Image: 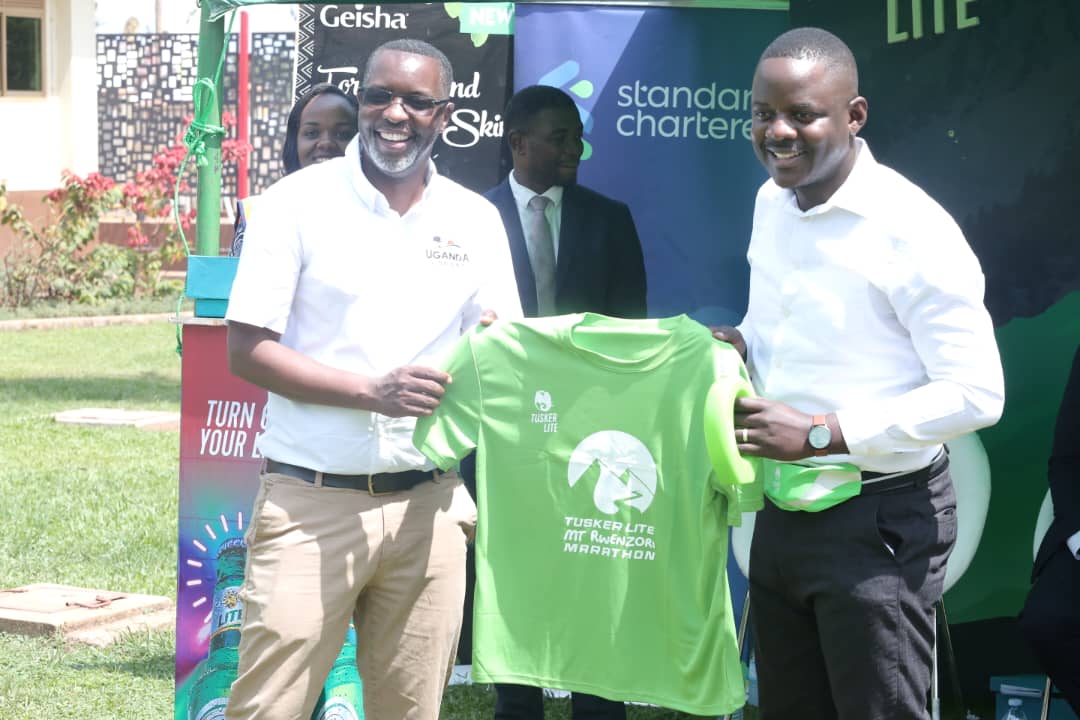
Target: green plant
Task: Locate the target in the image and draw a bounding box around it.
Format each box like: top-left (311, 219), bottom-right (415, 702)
top-left (0, 113), bottom-right (250, 309)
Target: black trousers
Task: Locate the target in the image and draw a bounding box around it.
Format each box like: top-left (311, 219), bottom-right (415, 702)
top-left (1019, 543), bottom-right (1080, 715)
top-left (494, 684), bottom-right (626, 720)
top-left (749, 463), bottom-right (956, 720)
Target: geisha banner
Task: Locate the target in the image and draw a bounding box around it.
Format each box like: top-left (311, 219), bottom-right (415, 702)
top-left (295, 3), bottom-right (513, 193)
top-left (204, 1), bottom-right (789, 23)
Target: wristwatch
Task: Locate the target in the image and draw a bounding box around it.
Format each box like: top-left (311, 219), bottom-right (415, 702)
top-left (808, 414), bottom-right (831, 456)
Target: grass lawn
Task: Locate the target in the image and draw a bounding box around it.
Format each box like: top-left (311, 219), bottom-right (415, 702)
top-left (0, 323), bottom-right (182, 719)
top-left (0, 322), bottom-right (712, 720)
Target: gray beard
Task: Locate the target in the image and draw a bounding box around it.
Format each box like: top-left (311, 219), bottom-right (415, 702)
top-left (362, 130), bottom-right (438, 178)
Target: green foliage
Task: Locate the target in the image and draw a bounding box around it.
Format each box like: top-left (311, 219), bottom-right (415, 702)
top-left (0, 113), bottom-right (249, 310)
top-left (0, 172), bottom-right (184, 308)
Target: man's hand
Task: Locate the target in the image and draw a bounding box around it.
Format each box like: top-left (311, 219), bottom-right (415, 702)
top-left (370, 366), bottom-right (452, 418)
top-left (733, 396), bottom-right (844, 461)
top-left (480, 309), bottom-right (498, 326)
top-left (710, 325), bottom-right (747, 362)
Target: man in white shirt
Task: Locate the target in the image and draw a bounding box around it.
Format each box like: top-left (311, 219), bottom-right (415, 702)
top-left (223, 39), bottom-right (522, 720)
top-left (713, 27), bottom-right (1004, 719)
top-left (1020, 345), bottom-right (1080, 715)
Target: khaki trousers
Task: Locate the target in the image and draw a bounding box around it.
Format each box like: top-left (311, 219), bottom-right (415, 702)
top-left (225, 469), bottom-right (475, 720)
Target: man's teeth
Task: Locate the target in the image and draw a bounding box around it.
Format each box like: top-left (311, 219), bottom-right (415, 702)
top-left (771, 149), bottom-right (800, 159)
top-left (380, 131), bottom-right (410, 142)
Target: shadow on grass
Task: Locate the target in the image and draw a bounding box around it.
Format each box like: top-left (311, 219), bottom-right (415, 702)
top-left (1, 374), bottom-right (180, 407)
top-left (67, 645), bottom-right (175, 680)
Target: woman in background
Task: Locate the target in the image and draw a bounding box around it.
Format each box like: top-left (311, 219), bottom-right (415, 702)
top-left (231, 83), bottom-right (359, 256)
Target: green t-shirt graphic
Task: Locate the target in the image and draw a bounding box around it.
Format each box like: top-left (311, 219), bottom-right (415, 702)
top-left (413, 313), bottom-right (760, 715)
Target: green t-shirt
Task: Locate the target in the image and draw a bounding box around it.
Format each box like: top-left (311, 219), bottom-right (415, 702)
top-left (413, 313), bottom-right (760, 716)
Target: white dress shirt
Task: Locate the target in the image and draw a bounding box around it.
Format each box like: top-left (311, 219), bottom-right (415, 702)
top-left (509, 170), bottom-right (564, 261)
top-left (739, 139), bottom-right (1004, 473)
top-left (226, 137), bottom-right (523, 474)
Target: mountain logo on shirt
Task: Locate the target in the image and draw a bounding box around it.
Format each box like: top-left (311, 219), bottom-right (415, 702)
top-left (568, 431), bottom-right (658, 514)
top-left (426, 236), bottom-right (471, 266)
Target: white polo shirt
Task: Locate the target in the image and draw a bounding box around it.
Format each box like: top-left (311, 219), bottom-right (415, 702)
top-left (226, 137), bottom-right (522, 473)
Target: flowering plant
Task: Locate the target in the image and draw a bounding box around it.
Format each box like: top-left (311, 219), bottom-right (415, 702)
top-left (0, 112), bottom-right (251, 308)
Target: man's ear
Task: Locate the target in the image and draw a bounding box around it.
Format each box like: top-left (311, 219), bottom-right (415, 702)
top-left (508, 129), bottom-right (526, 156)
top-left (437, 102), bottom-right (455, 134)
top-left (847, 96), bottom-right (868, 136)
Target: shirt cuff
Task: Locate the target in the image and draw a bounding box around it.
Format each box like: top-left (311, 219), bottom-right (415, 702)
top-left (1067, 530), bottom-right (1080, 560)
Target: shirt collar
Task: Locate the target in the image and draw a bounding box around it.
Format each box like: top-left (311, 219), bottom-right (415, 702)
top-left (346, 136), bottom-right (439, 215)
top-left (781, 138), bottom-right (879, 219)
top-left (508, 170), bottom-right (564, 216)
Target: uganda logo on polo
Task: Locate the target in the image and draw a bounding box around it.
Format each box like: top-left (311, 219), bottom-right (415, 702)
top-left (426, 236), bottom-right (470, 266)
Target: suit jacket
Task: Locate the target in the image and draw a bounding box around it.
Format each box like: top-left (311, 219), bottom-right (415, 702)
top-left (1033, 344), bottom-right (1080, 579)
top-left (483, 178), bottom-right (647, 318)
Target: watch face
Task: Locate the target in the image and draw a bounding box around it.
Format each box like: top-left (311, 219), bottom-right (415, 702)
top-left (808, 424), bottom-right (831, 450)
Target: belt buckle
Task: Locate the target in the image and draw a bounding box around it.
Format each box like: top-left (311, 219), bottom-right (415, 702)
top-left (366, 473), bottom-right (392, 497)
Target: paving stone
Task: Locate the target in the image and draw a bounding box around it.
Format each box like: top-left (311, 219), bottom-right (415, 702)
top-left (0, 583), bottom-right (173, 642)
top-left (53, 407), bottom-right (180, 431)
top-left (65, 606), bottom-right (175, 647)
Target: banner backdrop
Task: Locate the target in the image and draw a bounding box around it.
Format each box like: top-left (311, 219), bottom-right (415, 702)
top-left (175, 325), bottom-right (267, 719)
top-left (295, 3), bottom-right (514, 193)
top-left (174, 325), bottom-right (364, 720)
top-left (514, 4), bottom-right (786, 326)
top-left (789, 0), bottom-right (1080, 624)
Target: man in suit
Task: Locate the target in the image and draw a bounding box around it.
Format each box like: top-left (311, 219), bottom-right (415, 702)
top-left (484, 84), bottom-right (646, 320)
top-left (468, 84), bottom-right (646, 720)
top-left (1020, 345), bottom-right (1080, 714)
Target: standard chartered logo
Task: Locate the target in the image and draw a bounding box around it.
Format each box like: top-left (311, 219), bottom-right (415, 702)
top-left (615, 81), bottom-right (753, 141)
top-left (538, 60), bottom-right (596, 161)
top-left (568, 431), bottom-right (657, 514)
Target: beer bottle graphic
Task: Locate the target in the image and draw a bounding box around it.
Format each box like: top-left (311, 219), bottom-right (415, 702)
top-left (311, 623), bottom-right (364, 720)
top-left (188, 537), bottom-right (246, 720)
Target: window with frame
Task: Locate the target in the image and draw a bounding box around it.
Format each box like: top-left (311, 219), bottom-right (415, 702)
top-left (1, 0), bottom-right (44, 95)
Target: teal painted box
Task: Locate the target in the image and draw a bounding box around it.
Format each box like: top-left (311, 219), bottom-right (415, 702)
top-left (185, 255), bottom-right (238, 318)
top-left (990, 675), bottom-right (1077, 720)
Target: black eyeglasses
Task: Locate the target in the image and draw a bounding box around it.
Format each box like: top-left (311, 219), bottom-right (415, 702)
top-left (359, 87), bottom-right (450, 116)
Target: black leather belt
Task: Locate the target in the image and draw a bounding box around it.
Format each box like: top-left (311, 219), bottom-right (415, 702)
top-left (859, 449), bottom-right (949, 495)
top-left (264, 459), bottom-right (436, 496)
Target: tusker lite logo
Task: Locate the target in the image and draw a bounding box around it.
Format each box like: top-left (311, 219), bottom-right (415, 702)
top-left (531, 390), bottom-right (557, 432)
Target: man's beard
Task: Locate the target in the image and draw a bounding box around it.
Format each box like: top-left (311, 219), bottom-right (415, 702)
top-left (361, 128), bottom-right (439, 178)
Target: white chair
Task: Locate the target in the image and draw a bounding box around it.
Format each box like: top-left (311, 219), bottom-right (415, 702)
top-left (725, 432), bottom-right (992, 720)
top-left (1033, 490), bottom-right (1056, 720)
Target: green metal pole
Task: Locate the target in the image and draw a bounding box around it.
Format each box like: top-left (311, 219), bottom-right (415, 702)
top-left (194, 5), bottom-right (224, 257)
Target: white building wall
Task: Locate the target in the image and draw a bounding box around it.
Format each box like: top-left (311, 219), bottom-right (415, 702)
top-left (0, 0), bottom-right (98, 191)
